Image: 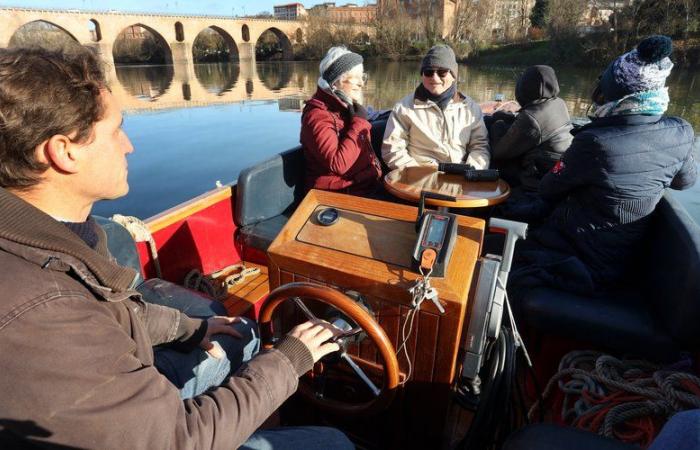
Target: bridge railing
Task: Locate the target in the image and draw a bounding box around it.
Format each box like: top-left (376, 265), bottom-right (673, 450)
top-left (0, 6), bottom-right (303, 23)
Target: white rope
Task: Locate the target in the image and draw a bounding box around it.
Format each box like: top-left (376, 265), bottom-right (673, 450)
top-left (111, 214), bottom-right (162, 278)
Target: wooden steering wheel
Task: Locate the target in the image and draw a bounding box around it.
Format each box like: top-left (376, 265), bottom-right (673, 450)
top-left (259, 282), bottom-right (400, 416)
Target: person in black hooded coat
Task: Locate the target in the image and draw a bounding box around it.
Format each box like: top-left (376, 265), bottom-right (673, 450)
top-left (490, 65), bottom-right (573, 191)
top-left (509, 35), bottom-right (697, 294)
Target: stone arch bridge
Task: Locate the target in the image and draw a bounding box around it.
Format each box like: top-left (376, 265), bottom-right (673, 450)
top-left (0, 7), bottom-right (371, 67)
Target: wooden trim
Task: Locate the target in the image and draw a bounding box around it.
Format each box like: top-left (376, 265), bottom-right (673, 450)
top-left (145, 186), bottom-right (233, 232)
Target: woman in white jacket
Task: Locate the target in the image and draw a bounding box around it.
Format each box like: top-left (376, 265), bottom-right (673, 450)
top-left (381, 45), bottom-right (490, 170)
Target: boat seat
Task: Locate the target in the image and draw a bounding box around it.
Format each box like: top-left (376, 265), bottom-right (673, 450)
top-left (234, 119), bottom-right (390, 253)
top-left (94, 216), bottom-right (226, 316)
top-left (518, 193), bottom-right (700, 360)
top-left (94, 216), bottom-right (144, 287)
top-left (234, 147), bottom-right (305, 252)
top-left (504, 409), bottom-right (700, 450)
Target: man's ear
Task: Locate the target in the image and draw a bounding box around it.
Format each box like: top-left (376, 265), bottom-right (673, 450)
top-left (41, 134), bottom-right (81, 174)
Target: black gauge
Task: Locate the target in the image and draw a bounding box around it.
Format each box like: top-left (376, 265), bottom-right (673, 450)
top-left (317, 207), bottom-right (339, 226)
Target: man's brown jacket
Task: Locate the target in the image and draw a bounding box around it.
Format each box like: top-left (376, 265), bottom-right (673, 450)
top-left (0, 188), bottom-right (313, 449)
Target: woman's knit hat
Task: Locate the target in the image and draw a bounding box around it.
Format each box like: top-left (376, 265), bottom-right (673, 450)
top-left (318, 46), bottom-right (363, 88)
top-left (599, 35), bottom-right (674, 101)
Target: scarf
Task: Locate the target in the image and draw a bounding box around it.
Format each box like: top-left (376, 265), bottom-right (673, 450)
top-left (415, 82), bottom-right (457, 111)
top-left (590, 87), bottom-right (669, 119)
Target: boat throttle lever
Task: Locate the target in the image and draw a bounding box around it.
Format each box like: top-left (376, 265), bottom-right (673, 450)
top-left (461, 218), bottom-right (528, 390)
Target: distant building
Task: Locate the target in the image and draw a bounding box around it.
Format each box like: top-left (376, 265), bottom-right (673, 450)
top-left (274, 3), bottom-right (307, 20)
top-left (329, 3), bottom-right (377, 23)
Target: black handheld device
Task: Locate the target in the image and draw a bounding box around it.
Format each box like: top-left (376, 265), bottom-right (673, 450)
top-left (437, 162), bottom-right (475, 174)
top-left (412, 191), bottom-right (458, 277)
top-left (464, 169), bottom-right (500, 182)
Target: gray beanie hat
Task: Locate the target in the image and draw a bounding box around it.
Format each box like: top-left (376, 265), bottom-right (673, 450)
top-left (322, 52), bottom-right (363, 85)
top-left (421, 45), bottom-right (458, 78)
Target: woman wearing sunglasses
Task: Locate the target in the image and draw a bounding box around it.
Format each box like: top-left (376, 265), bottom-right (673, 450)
top-left (381, 45), bottom-right (490, 171)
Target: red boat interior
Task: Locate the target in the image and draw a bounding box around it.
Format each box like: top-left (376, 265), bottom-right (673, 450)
top-left (100, 135), bottom-right (700, 449)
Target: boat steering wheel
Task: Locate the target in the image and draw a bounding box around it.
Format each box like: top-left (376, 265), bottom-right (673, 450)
top-left (259, 282), bottom-right (400, 415)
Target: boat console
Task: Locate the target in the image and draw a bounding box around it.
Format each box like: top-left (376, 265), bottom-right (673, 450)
top-left (263, 189), bottom-right (485, 448)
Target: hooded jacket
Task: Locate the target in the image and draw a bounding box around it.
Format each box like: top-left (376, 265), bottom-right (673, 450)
top-left (534, 114), bottom-right (697, 287)
top-left (0, 188), bottom-right (313, 449)
top-left (381, 89), bottom-right (490, 170)
top-left (492, 65), bottom-right (573, 190)
top-left (301, 88), bottom-right (382, 195)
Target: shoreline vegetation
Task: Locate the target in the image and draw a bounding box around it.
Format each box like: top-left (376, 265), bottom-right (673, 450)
top-left (293, 0), bottom-right (700, 68)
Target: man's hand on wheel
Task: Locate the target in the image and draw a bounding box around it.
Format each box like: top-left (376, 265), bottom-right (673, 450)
top-left (288, 321), bottom-right (342, 362)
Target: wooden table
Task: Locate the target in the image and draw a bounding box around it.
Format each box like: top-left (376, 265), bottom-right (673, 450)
top-left (267, 189), bottom-right (485, 448)
top-left (384, 165), bottom-right (510, 208)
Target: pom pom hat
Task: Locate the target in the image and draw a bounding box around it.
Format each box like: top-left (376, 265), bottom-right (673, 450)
top-left (599, 35), bottom-right (674, 102)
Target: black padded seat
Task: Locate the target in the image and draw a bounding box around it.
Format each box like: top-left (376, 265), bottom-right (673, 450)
top-left (503, 424), bottom-right (637, 450)
top-left (521, 288), bottom-right (676, 360)
top-left (234, 147), bottom-right (305, 252)
top-left (517, 193), bottom-right (700, 360)
top-left (94, 216), bottom-right (144, 287)
top-left (234, 119), bottom-right (390, 253)
top-left (237, 211), bottom-right (294, 253)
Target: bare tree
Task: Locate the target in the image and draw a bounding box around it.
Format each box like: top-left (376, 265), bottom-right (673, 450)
top-left (450, 0), bottom-right (497, 54)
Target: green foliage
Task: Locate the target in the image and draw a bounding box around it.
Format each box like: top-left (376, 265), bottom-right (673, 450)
top-left (113, 27), bottom-right (168, 64)
top-left (9, 21), bottom-right (82, 53)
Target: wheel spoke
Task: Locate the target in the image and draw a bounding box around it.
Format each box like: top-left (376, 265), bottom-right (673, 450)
top-left (293, 297), bottom-right (318, 321)
top-left (341, 352), bottom-right (381, 397)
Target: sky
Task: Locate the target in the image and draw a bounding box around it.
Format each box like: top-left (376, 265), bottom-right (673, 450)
top-left (0, 0), bottom-right (365, 16)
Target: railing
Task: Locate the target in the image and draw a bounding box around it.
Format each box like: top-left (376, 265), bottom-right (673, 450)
top-left (0, 6), bottom-right (303, 23)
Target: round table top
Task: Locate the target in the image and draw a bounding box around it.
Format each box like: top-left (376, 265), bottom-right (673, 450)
top-left (384, 166), bottom-right (511, 208)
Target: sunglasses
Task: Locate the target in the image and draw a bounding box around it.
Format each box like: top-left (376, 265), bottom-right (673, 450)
top-left (422, 68), bottom-right (450, 78)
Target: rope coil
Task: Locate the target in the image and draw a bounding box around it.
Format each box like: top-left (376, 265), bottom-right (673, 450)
top-left (529, 351), bottom-right (700, 448)
top-left (111, 214), bottom-right (162, 278)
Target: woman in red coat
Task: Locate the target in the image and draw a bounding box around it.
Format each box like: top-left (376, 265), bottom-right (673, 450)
top-left (300, 47), bottom-right (382, 196)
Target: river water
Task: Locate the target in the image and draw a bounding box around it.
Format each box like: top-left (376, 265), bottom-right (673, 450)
top-left (93, 61), bottom-right (700, 222)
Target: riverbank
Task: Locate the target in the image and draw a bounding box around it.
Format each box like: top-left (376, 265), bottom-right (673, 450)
top-left (466, 38), bottom-right (700, 67)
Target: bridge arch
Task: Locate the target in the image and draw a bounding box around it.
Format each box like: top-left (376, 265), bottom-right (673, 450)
top-left (113, 23), bottom-right (173, 65)
top-left (192, 26), bottom-right (239, 63)
top-left (9, 20), bottom-right (81, 51)
top-left (255, 27), bottom-right (293, 61)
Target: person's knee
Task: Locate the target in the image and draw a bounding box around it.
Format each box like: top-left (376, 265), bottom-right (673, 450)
top-left (212, 318), bottom-right (260, 366)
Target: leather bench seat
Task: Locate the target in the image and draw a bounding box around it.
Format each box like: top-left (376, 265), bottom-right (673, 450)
top-left (234, 147), bottom-right (305, 252)
top-left (517, 193), bottom-right (700, 360)
top-left (521, 287), bottom-right (676, 361)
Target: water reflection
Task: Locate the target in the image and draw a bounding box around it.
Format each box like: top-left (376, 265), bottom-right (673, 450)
top-left (115, 65), bottom-right (174, 102)
top-left (110, 61), bottom-right (699, 130)
top-left (194, 63), bottom-right (240, 96)
top-left (257, 62), bottom-right (294, 92)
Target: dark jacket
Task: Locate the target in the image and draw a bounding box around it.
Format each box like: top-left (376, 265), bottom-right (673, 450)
top-left (301, 88), bottom-right (382, 195)
top-left (0, 188), bottom-right (313, 449)
top-left (492, 65), bottom-right (573, 190)
top-left (533, 114), bottom-right (697, 287)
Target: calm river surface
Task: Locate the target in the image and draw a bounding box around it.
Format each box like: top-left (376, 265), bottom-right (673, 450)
top-left (93, 61), bottom-right (700, 222)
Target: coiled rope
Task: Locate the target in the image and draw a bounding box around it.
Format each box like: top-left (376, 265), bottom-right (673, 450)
top-left (529, 350), bottom-right (700, 448)
top-left (111, 214), bottom-right (162, 278)
top-left (183, 264), bottom-right (260, 300)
